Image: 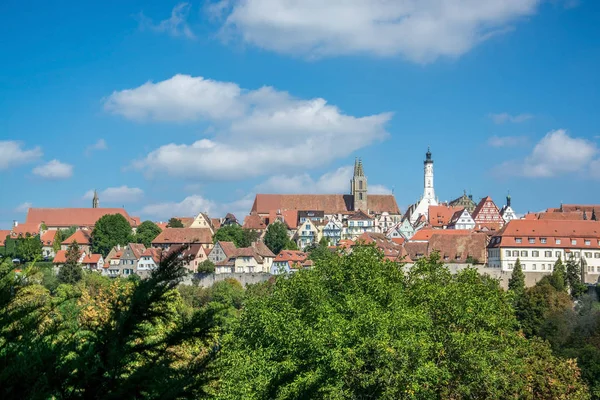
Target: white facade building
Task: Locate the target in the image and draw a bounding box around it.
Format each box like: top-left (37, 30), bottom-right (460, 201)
top-left (500, 194), bottom-right (518, 223)
top-left (409, 148), bottom-right (438, 224)
top-left (448, 209), bottom-right (475, 230)
top-left (487, 220), bottom-right (600, 276)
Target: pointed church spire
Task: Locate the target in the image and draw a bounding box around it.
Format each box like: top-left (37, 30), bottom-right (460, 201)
top-left (92, 190), bottom-right (99, 209)
top-left (506, 191), bottom-right (511, 207)
top-left (353, 157), bottom-right (359, 176)
top-left (356, 158), bottom-right (364, 176)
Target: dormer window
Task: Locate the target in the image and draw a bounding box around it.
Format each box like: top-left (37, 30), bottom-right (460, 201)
top-left (572, 239), bottom-right (577, 245)
top-left (528, 238), bottom-right (535, 244)
top-left (515, 238), bottom-right (522, 244)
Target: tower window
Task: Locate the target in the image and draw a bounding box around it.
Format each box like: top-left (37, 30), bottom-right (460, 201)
top-left (359, 181), bottom-right (363, 190)
top-left (359, 193), bottom-right (363, 200)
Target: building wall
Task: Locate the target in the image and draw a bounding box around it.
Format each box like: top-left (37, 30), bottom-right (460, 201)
top-left (488, 246), bottom-right (600, 273)
top-left (182, 272), bottom-right (272, 287)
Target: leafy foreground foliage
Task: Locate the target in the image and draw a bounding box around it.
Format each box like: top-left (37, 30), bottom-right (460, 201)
top-left (0, 249), bottom-right (221, 399)
top-left (0, 247), bottom-right (593, 399)
top-left (218, 247), bottom-right (589, 399)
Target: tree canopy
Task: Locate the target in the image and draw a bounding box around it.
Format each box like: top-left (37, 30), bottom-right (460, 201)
top-left (508, 258), bottom-right (525, 296)
top-left (213, 225), bottom-right (260, 248)
top-left (217, 248), bottom-right (589, 399)
top-left (167, 218), bottom-right (184, 228)
top-left (91, 214), bottom-right (133, 257)
top-left (58, 241), bottom-right (83, 284)
top-left (135, 220), bottom-right (162, 247)
top-left (263, 222), bottom-right (293, 254)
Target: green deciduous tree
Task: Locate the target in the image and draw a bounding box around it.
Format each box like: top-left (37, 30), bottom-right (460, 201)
top-left (213, 225), bottom-right (260, 248)
top-left (0, 247), bottom-right (220, 399)
top-left (58, 242), bottom-right (83, 284)
top-left (16, 235), bottom-right (42, 262)
top-left (166, 217), bottom-right (184, 228)
top-left (567, 257), bottom-right (587, 298)
top-left (197, 260), bottom-right (215, 274)
top-left (508, 258), bottom-right (525, 296)
top-left (91, 214), bottom-right (133, 257)
top-left (263, 222), bottom-right (292, 254)
top-left (218, 247), bottom-right (589, 399)
top-left (135, 220), bottom-right (162, 248)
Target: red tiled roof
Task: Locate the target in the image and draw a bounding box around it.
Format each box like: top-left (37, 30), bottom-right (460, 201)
top-left (216, 241), bottom-right (238, 258)
top-left (53, 250), bottom-right (68, 264)
top-left (428, 233), bottom-right (488, 263)
top-left (347, 209), bottom-right (373, 221)
top-left (252, 241), bottom-right (275, 258)
top-left (0, 230), bottom-right (10, 246)
top-left (428, 205), bottom-right (462, 228)
top-left (40, 230), bottom-right (57, 246)
top-left (25, 208), bottom-right (138, 228)
top-left (559, 205), bottom-right (600, 213)
top-left (391, 237), bottom-right (406, 245)
top-left (275, 250), bottom-right (308, 263)
top-left (11, 223), bottom-right (40, 237)
top-left (156, 222), bottom-right (169, 230)
top-left (251, 194), bottom-right (400, 215)
top-left (141, 247), bottom-right (162, 263)
top-left (152, 228), bottom-right (212, 245)
top-left (355, 232), bottom-right (411, 262)
top-left (211, 218), bottom-right (221, 230)
top-left (243, 214), bottom-right (267, 230)
top-left (537, 211), bottom-right (584, 221)
top-left (410, 229), bottom-right (473, 242)
top-left (129, 243), bottom-right (147, 258)
top-left (81, 253), bottom-right (102, 264)
top-left (173, 217), bottom-right (194, 228)
top-left (62, 230), bottom-right (92, 246)
top-left (489, 220), bottom-right (600, 249)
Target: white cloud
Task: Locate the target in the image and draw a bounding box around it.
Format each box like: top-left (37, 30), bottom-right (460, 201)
top-left (488, 112), bottom-right (533, 124)
top-left (488, 135), bottom-right (528, 147)
top-left (0, 141), bottom-right (42, 170)
top-left (495, 129), bottom-right (597, 178)
top-left (140, 195), bottom-right (217, 220)
top-left (15, 202), bottom-right (32, 213)
top-left (83, 186), bottom-right (144, 203)
top-left (255, 165), bottom-right (392, 194)
top-left (106, 74), bottom-right (391, 180)
top-left (212, 0), bottom-right (542, 62)
top-left (86, 139), bottom-right (108, 154)
top-left (139, 3), bottom-right (195, 39)
top-left (32, 160), bottom-right (73, 179)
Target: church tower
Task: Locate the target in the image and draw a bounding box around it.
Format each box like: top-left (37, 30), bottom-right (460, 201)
top-left (351, 158), bottom-right (368, 211)
top-left (409, 147), bottom-right (438, 224)
top-left (92, 190), bottom-right (99, 208)
top-left (423, 147), bottom-right (436, 203)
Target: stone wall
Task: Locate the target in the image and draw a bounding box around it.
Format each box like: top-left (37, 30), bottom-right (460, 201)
top-left (181, 272), bottom-right (272, 287)
top-left (181, 265), bottom-right (600, 290)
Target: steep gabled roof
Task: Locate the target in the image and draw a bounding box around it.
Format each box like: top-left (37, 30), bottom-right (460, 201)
top-left (243, 214), bottom-right (267, 230)
top-left (141, 248), bottom-right (162, 263)
top-left (251, 194), bottom-right (400, 215)
top-left (128, 243), bottom-right (147, 258)
top-left (216, 241), bottom-right (237, 258)
top-left (11, 223), bottom-right (41, 237)
top-left (40, 230), bottom-right (58, 246)
top-left (428, 205), bottom-right (462, 228)
top-left (252, 241), bottom-right (275, 258)
top-left (62, 230), bottom-right (92, 246)
top-left (410, 229), bottom-right (473, 242)
top-left (347, 209), bottom-right (373, 221)
top-left (81, 253), bottom-right (103, 264)
top-left (152, 228), bottom-right (213, 245)
top-left (26, 208), bottom-right (138, 227)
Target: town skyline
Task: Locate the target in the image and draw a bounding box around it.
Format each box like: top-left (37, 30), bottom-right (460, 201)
top-left (2, 1), bottom-right (600, 228)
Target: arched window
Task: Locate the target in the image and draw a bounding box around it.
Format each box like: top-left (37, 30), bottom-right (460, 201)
top-left (359, 181), bottom-right (363, 190)
top-left (359, 193), bottom-right (363, 200)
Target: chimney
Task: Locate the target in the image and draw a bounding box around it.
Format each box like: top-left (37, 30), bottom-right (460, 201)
top-left (13, 220), bottom-right (18, 228)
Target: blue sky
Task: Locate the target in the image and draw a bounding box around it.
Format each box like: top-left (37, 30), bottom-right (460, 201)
top-left (2, 0), bottom-right (600, 228)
